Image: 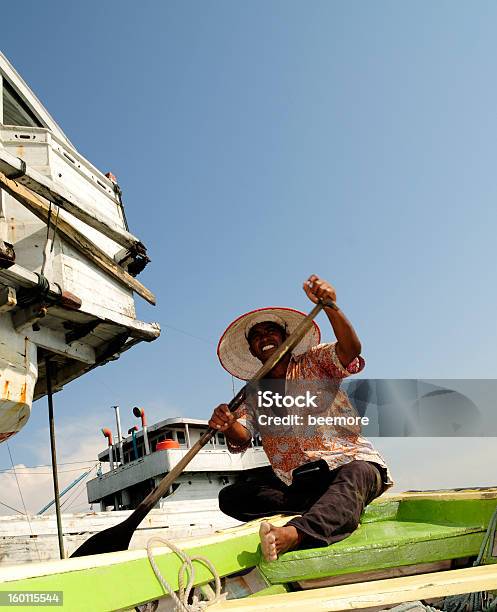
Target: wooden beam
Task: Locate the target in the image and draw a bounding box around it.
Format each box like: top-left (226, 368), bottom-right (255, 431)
top-left (209, 565), bottom-right (497, 611)
top-left (47, 305), bottom-right (160, 341)
top-left (0, 172), bottom-right (156, 305)
top-left (0, 263), bottom-right (64, 295)
top-left (298, 560), bottom-right (453, 590)
top-left (33, 337), bottom-right (143, 398)
top-left (0, 264), bottom-right (160, 341)
top-left (25, 327), bottom-right (95, 364)
top-left (0, 148), bottom-right (141, 250)
top-left (1, 263), bottom-right (141, 332)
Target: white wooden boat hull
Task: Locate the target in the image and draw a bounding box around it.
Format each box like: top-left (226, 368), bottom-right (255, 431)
top-left (0, 502), bottom-right (241, 565)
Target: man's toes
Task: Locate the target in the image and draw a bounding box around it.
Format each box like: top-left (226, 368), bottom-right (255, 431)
top-left (260, 521), bottom-right (271, 536)
top-left (259, 522), bottom-right (279, 562)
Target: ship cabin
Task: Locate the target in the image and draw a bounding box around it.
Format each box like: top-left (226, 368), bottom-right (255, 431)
top-left (86, 417), bottom-right (268, 512)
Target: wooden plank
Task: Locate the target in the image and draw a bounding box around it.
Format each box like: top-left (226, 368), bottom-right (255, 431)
top-left (384, 488), bottom-right (497, 501)
top-left (0, 147), bottom-right (141, 250)
top-left (33, 336), bottom-right (142, 397)
top-left (0, 263), bottom-right (65, 295)
top-left (210, 565), bottom-right (497, 611)
top-left (0, 171), bottom-right (156, 305)
top-left (0, 516), bottom-right (284, 581)
top-left (23, 326), bottom-right (95, 364)
top-left (47, 307), bottom-right (160, 341)
top-left (298, 560), bottom-right (453, 589)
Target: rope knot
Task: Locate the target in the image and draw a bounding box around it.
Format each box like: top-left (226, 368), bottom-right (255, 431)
top-left (145, 536), bottom-right (223, 612)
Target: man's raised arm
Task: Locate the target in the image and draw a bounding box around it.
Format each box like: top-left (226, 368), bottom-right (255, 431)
top-left (303, 274), bottom-right (362, 367)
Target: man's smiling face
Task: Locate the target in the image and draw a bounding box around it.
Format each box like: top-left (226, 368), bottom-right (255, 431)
top-left (247, 322), bottom-right (287, 363)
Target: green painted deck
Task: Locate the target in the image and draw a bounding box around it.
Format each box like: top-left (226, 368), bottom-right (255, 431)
top-left (259, 495), bottom-right (497, 584)
top-left (0, 489), bottom-right (496, 611)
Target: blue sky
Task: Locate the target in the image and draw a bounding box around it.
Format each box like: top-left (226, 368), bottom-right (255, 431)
top-left (1, 1), bottom-right (497, 512)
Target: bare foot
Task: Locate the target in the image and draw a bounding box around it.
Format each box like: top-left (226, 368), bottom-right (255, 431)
top-left (259, 522), bottom-right (302, 562)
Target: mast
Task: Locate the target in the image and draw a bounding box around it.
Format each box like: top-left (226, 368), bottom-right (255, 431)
top-left (113, 405), bottom-right (125, 464)
top-left (45, 357), bottom-right (65, 559)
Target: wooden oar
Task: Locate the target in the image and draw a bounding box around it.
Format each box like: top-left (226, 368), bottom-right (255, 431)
top-left (71, 299), bottom-right (332, 557)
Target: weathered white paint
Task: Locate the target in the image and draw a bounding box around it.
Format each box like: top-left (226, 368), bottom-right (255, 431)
top-left (0, 265), bottom-right (159, 339)
top-left (0, 143), bottom-right (138, 249)
top-left (0, 316), bottom-right (37, 440)
top-left (0, 515), bottom-right (283, 580)
top-left (0, 505), bottom-right (241, 565)
top-left (22, 327), bottom-right (95, 364)
top-left (209, 565), bottom-right (497, 612)
top-left (0, 51), bottom-right (160, 441)
top-left (0, 172), bottom-right (155, 305)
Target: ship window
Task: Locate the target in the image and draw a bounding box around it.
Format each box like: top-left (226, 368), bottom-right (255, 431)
top-left (2, 78), bottom-right (43, 128)
top-left (176, 431), bottom-right (186, 445)
top-left (217, 433), bottom-right (226, 445)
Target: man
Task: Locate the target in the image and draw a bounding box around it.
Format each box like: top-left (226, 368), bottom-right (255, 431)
top-left (210, 275), bottom-right (392, 562)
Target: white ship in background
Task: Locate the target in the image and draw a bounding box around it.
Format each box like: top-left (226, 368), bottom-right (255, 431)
top-left (0, 412), bottom-right (269, 564)
top-left (0, 50), bottom-right (160, 441)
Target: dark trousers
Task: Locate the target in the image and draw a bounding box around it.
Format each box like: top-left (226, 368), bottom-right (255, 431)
top-left (218, 460), bottom-right (384, 548)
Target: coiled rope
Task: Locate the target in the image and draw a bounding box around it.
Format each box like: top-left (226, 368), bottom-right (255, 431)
top-left (145, 537), bottom-right (223, 612)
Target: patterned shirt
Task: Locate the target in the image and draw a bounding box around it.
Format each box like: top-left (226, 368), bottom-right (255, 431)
top-left (227, 342), bottom-right (393, 487)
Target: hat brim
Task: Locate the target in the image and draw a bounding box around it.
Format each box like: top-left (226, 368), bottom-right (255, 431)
top-left (217, 307), bottom-right (321, 380)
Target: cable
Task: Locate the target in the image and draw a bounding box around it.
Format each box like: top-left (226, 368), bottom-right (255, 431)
top-left (0, 499), bottom-right (24, 515)
top-left (0, 466), bottom-right (98, 476)
top-left (162, 324), bottom-right (214, 346)
top-left (60, 467), bottom-right (96, 511)
top-left (6, 444), bottom-right (41, 561)
top-left (60, 480), bottom-right (88, 512)
top-left (0, 460), bottom-right (100, 471)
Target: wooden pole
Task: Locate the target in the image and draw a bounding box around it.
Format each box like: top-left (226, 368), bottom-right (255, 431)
top-left (45, 357), bottom-right (65, 559)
